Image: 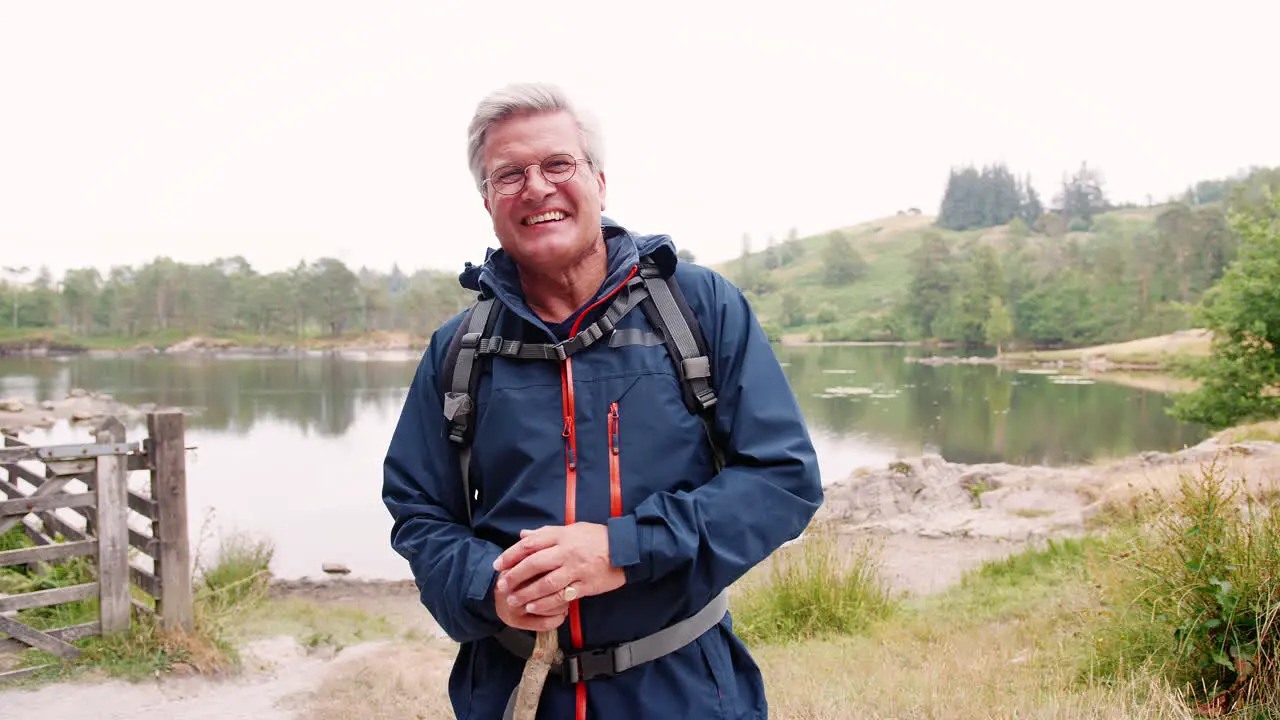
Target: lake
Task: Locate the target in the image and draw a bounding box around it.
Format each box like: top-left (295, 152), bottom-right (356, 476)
top-left (0, 345), bottom-right (1208, 581)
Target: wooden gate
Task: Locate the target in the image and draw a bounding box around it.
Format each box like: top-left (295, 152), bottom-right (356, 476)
top-left (0, 411), bottom-right (192, 682)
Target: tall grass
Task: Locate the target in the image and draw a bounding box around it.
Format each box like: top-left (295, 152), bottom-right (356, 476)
top-left (1089, 459), bottom-right (1280, 714)
top-left (1, 521), bottom-right (275, 682)
top-left (732, 529), bottom-right (896, 645)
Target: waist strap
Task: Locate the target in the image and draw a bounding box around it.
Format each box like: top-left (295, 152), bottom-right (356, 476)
top-left (496, 590), bottom-right (729, 684)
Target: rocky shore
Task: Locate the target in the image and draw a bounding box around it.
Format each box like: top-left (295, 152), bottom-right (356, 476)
top-left (812, 432), bottom-right (1280, 593)
top-left (0, 389), bottom-right (167, 435)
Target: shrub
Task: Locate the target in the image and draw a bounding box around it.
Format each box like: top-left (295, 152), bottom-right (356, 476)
top-left (732, 528), bottom-right (896, 645)
top-left (1092, 459), bottom-right (1280, 712)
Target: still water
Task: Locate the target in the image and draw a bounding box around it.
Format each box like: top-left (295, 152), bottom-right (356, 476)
top-left (0, 346), bottom-right (1207, 581)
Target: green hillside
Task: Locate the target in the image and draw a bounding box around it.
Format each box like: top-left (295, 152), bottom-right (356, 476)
top-left (714, 208), bottom-right (1161, 345)
top-left (712, 165), bottom-right (1280, 350)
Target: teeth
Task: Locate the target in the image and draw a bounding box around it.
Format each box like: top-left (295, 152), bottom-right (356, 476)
top-left (523, 211), bottom-right (566, 226)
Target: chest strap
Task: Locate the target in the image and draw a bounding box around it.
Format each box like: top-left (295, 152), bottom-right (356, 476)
top-left (498, 590), bottom-right (729, 719)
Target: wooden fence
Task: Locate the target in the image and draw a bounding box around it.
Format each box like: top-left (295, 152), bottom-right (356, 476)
top-left (0, 411), bottom-right (192, 683)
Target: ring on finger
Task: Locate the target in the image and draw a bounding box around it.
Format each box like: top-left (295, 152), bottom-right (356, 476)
top-left (560, 585), bottom-right (579, 602)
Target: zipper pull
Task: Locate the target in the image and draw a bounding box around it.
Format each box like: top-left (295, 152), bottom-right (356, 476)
top-left (609, 403), bottom-right (620, 455)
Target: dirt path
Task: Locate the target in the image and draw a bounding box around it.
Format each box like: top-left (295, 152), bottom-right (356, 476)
top-left (0, 637), bottom-right (409, 720)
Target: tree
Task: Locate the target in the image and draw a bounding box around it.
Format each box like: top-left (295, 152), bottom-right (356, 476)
top-left (821, 232), bottom-right (866, 286)
top-left (1170, 194), bottom-right (1280, 428)
top-left (781, 291), bottom-right (806, 328)
top-left (676, 248), bottom-right (696, 264)
top-left (903, 232), bottom-right (954, 338)
top-left (1019, 174), bottom-right (1044, 227)
top-left (1054, 162), bottom-right (1108, 230)
top-left (985, 296), bottom-right (1013, 355)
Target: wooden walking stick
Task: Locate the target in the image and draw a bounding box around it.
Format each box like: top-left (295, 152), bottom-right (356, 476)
top-left (512, 585), bottom-right (575, 720)
top-left (513, 630), bottom-right (562, 720)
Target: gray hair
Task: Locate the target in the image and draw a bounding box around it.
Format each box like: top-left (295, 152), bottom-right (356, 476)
top-left (466, 82), bottom-right (605, 194)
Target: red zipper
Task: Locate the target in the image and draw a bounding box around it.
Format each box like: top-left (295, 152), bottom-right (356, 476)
top-left (608, 402), bottom-right (622, 518)
top-left (560, 265), bottom-right (637, 720)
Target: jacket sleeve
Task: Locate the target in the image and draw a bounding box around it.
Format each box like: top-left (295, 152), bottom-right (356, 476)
top-left (382, 330), bottom-right (505, 643)
top-left (606, 270), bottom-right (824, 600)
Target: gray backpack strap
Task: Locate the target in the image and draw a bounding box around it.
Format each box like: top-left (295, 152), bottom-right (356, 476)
top-left (443, 297), bottom-right (498, 523)
top-left (638, 260), bottom-right (717, 414)
top-left (636, 257), bottom-right (723, 471)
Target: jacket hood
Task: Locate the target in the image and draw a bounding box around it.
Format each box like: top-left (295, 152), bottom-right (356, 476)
top-left (457, 217), bottom-right (679, 337)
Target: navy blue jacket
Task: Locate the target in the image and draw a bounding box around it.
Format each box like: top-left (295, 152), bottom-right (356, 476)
top-left (382, 218), bottom-right (823, 719)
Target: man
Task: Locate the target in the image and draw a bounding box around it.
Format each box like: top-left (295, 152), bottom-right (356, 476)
top-left (382, 82), bottom-right (822, 720)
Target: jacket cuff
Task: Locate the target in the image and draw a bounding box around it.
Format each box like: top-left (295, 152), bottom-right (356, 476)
top-left (464, 544), bottom-right (503, 622)
top-left (607, 515), bottom-right (641, 570)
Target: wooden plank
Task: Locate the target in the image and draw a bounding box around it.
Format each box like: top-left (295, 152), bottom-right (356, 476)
top-left (20, 518), bottom-right (54, 547)
top-left (0, 614), bottom-right (81, 659)
top-left (127, 491), bottom-right (157, 520)
top-left (0, 621), bottom-right (99, 655)
top-left (0, 442), bottom-right (139, 464)
top-left (0, 492), bottom-right (95, 519)
top-left (0, 664), bottom-right (54, 684)
top-left (38, 512), bottom-right (87, 542)
top-left (0, 461), bottom-right (43, 488)
top-left (0, 474), bottom-right (26, 498)
top-left (46, 459), bottom-right (95, 477)
top-left (129, 528), bottom-right (157, 557)
top-left (128, 453), bottom-right (150, 472)
top-left (0, 583), bottom-right (98, 613)
top-left (130, 566), bottom-right (161, 598)
top-left (0, 476), bottom-right (72, 535)
top-left (0, 540), bottom-right (97, 568)
top-left (148, 412), bottom-right (193, 631)
top-left (95, 419), bottom-right (131, 634)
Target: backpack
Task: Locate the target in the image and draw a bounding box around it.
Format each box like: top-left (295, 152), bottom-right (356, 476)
top-left (440, 254), bottom-right (724, 523)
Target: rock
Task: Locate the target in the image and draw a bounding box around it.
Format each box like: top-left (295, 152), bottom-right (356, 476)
top-left (959, 471), bottom-right (1000, 494)
top-left (35, 415), bottom-right (56, 428)
top-left (0, 398), bottom-right (25, 413)
top-left (68, 388), bottom-right (89, 398)
top-left (322, 563), bottom-right (351, 575)
top-left (70, 410), bottom-right (98, 422)
top-left (97, 393), bottom-right (114, 403)
top-left (39, 400), bottom-right (55, 411)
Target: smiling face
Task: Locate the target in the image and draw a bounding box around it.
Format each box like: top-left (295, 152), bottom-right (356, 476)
top-left (480, 110), bottom-right (607, 276)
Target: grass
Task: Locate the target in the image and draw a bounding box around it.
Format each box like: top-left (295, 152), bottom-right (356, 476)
top-left (1004, 329), bottom-right (1214, 368)
top-left (1086, 460), bottom-right (1280, 713)
top-left (0, 525), bottom-right (278, 683)
top-left (731, 529), bottom-right (897, 646)
top-left (1216, 420), bottom-right (1280, 445)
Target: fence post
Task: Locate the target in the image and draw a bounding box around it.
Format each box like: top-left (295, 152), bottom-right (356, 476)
top-left (95, 417), bottom-right (131, 634)
top-left (148, 411), bottom-right (193, 631)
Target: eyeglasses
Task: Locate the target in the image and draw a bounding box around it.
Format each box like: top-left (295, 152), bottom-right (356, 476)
top-left (484, 153), bottom-right (592, 196)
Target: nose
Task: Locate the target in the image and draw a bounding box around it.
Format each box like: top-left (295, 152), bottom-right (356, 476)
top-left (520, 165), bottom-right (556, 201)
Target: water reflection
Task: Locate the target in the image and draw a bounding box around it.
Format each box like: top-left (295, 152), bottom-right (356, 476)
top-left (774, 345), bottom-right (1209, 467)
top-left (0, 347), bottom-right (1210, 580)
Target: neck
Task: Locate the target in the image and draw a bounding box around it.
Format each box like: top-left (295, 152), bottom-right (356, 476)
top-left (520, 239), bottom-right (609, 325)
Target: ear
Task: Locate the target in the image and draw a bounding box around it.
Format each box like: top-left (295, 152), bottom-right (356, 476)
top-left (482, 190), bottom-right (492, 215)
top-left (596, 170), bottom-right (607, 212)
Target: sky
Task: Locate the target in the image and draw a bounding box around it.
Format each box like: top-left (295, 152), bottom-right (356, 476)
top-left (1, 0), bottom-right (1276, 282)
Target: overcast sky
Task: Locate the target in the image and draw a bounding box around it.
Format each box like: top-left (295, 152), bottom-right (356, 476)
top-left (1, 1), bottom-right (1276, 281)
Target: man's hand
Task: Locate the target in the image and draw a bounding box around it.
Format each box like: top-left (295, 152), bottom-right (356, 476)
top-left (495, 570), bottom-right (569, 632)
top-left (493, 522), bottom-right (626, 616)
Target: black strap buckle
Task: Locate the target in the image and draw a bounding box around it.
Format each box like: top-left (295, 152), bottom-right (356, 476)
top-left (558, 646), bottom-right (620, 683)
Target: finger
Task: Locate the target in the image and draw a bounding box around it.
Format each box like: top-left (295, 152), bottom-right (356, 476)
top-left (500, 548), bottom-right (564, 599)
top-left (521, 609), bottom-right (568, 632)
top-left (509, 566), bottom-right (575, 607)
top-left (524, 596), bottom-right (570, 617)
top-left (493, 527), bottom-right (560, 572)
